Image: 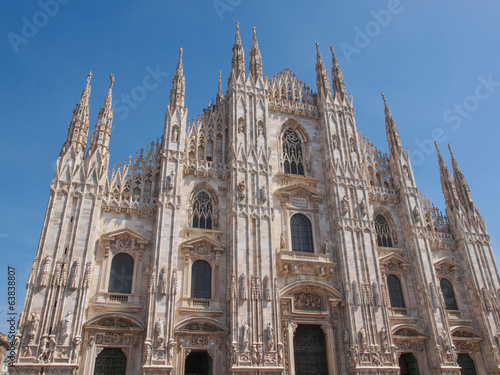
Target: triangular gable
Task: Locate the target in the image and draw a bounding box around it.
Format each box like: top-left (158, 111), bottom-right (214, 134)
top-left (101, 228), bottom-right (150, 246)
top-left (180, 235), bottom-right (225, 252)
top-left (434, 258), bottom-right (461, 270)
top-left (275, 182), bottom-right (323, 200)
top-left (379, 253), bottom-right (410, 266)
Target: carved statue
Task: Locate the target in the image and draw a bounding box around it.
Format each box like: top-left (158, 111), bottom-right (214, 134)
top-left (413, 205), bottom-right (420, 223)
top-left (263, 276), bottom-right (271, 301)
top-left (167, 339), bottom-right (176, 365)
top-left (342, 195), bottom-right (349, 216)
top-left (251, 343), bottom-right (258, 365)
top-left (239, 273), bottom-right (248, 301)
top-left (72, 336), bottom-right (82, 362)
top-left (277, 342), bottom-right (283, 365)
top-left (29, 312), bottom-right (40, 343)
top-left (380, 328), bottom-right (388, 352)
top-left (258, 122), bottom-right (265, 137)
top-left (230, 341), bottom-right (239, 366)
top-left (256, 343), bottom-right (263, 365)
top-left (60, 312), bottom-right (72, 344)
top-left (352, 281), bottom-right (360, 306)
top-left (69, 259), bottom-right (80, 290)
top-left (372, 282), bottom-right (380, 307)
top-left (242, 323), bottom-right (250, 350)
top-left (143, 341), bottom-right (152, 365)
top-left (238, 180), bottom-right (246, 200)
top-left (39, 256), bottom-right (52, 288)
top-left (155, 319), bottom-right (165, 347)
top-left (359, 199), bottom-right (367, 217)
top-left (47, 336), bottom-right (57, 362)
top-left (158, 267), bottom-right (167, 295)
top-left (171, 268), bottom-right (178, 296)
top-left (359, 327), bottom-right (367, 351)
top-left (266, 323), bottom-right (275, 351)
top-left (280, 233), bottom-right (286, 251)
top-left (36, 336), bottom-right (49, 363)
top-left (260, 186), bottom-right (267, 203)
top-left (172, 127), bottom-right (179, 143)
top-left (323, 239), bottom-right (332, 253)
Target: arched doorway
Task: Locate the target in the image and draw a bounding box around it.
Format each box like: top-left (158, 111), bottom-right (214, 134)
top-left (457, 353), bottom-right (478, 375)
top-left (399, 353), bottom-right (420, 375)
top-left (185, 350), bottom-right (212, 375)
top-left (93, 348), bottom-right (126, 375)
top-left (293, 324), bottom-right (328, 375)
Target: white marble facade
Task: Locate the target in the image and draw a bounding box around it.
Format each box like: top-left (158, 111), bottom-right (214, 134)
top-left (10, 24), bottom-right (500, 375)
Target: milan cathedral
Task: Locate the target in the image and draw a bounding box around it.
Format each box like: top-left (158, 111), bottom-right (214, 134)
top-left (10, 23), bottom-right (500, 375)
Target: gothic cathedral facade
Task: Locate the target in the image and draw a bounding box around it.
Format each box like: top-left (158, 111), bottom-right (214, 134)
top-left (10, 24), bottom-right (500, 375)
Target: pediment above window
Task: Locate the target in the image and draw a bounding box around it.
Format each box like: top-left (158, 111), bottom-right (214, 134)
top-left (379, 253), bottom-right (410, 269)
top-left (275, 182), bottom-right (323, 207)
top-left (434, 258), bottom-right (460, 280)
top-left (180, 235), bottom-right (225, 255)
top-left (101, 228), bottom-right (150, 256)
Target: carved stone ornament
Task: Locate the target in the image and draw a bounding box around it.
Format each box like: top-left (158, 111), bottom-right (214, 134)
top-left (293, 292), bottom-right (322, 310)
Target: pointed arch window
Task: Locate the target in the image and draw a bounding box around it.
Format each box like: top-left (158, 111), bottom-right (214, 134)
top-left (375, 214), bottom-right (394, 247)
top-left (192, 191), bottom-right (213, 230)
top-left (282, 129), bottom-right (305, 176)
top-left (387, 274), bottom-right (405, 308)
top-left (290, 214), bottom-right (314, 253)
top-left (191, 260), bottom-right (211, 299)
top-left (440, 278), bottom-right (458, 310)
top-left (108, 253), bottom-right (134, 294)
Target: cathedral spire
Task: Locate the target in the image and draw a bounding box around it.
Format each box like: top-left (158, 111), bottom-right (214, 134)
top-left (169, 47), bottom-right (186, 108)
top-left (217, 70), bottom-right (223, 103)
top-left (61, 72), bottom-right (92, 156)
top-left (231, 22), bottom-right (245, 79)
top-left (249, 26), bottom-right (263, 79)
top-left (382, 93), bottom-right (403, 154)
top-left (448, 144), bottom-right (480, 215)
top-left (330, 45), bottom-right (347, 102)
top-left (435, 142), bottom-right (460, 211)
top-left (88, 75), bottom-right (114, 154)
top-left (315, 43), bottom-right (331, 99)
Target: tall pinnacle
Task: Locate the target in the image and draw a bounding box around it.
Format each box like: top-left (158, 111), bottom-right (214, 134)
top-left (448, 144), bottom-right (478, 214)
top-left (89, 75), bottom-right (114, 153)
top-left (315, 43), bottom-right (331, 98)
top-left (231, 22), bottom-right (245, 78)
top-left (217, 70), bottom-right (223, 103)
top-left (435, 142), bottom-right (460, 210)
top-left (330, 45), bottom-right (346, 102)
top-left (382, 93), bottom-right (403, 153)
top-left (169, 47), bottom-right (186, 107)
top-left (249, 26), bottom-right (263, 79)
top-left (61, 72), bottom-right (92, 155)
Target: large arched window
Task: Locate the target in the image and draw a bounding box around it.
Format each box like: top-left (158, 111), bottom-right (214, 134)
top-left (191, 260), bottom-right (211, 299)
top-left (290, 214), bottom-right (314, 253)
top-left (387, 274), bottom-right (405, 308)
top-left (375, 214), bottom-right (394, 247)
top-left (192, 191), bottom-right (213, 229)
top-left (440, 278), bottom-right (458, 310)
top-left (108, 253), bottom-right (134, 294)
top-left (282, 129), bottom-right (305, 176)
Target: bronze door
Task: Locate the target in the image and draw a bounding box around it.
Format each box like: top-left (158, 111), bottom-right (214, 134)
top-left (94, 348), bottom-right (126, 375)
top-left (294, 324), bottom-right (329, 375)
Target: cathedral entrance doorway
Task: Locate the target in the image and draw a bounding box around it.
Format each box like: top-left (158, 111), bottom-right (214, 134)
top-left (398, 353), bottom-right (419, 375)
top-left (457, 353), bottom-right (478, 375)
top-left (93, 347), bottom-right (127, 375)
top-left (293, 324), bottom-right (328, 375)
top-left (185, 350), bottom-right (212, 375)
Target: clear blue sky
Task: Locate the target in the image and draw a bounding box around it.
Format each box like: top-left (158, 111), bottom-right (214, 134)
top-left (1, 2), bottom-right (499, 332)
